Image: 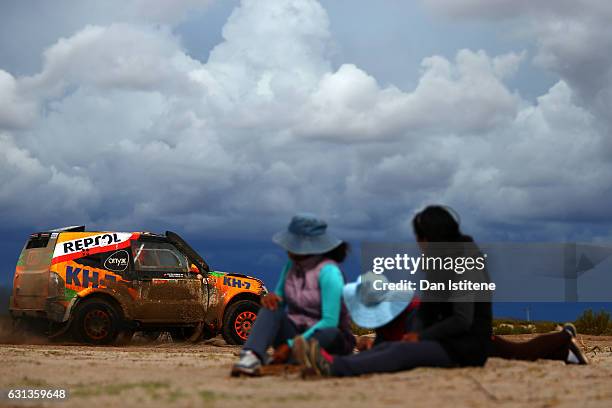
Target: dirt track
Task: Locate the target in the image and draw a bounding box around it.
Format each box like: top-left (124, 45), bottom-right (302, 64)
top-left (2, 335), bottom-right (612, 408)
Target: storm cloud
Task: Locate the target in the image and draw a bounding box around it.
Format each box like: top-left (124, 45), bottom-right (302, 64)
top-left (0, 0), bottom-right (611, 245)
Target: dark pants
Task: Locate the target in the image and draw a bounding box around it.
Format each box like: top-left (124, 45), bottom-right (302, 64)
top-left (331, 340), bottom-right (452, 377)
top-left (490, 331), bottom-right (571, 361)
top-left (244, 307), bottom-right (351, 362)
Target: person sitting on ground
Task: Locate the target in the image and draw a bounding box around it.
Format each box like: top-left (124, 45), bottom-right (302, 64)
top-left (231, 213), bottom-right (355, 377)
top-left (294, 205), bottom-right (493, 376)
top-left (350, 276), bottom-right (588, 365)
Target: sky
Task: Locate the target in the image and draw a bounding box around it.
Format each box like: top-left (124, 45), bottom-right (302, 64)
top-left (1, 0), bottom-right (612, 319)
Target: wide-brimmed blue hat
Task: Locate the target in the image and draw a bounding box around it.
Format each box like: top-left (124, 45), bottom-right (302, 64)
top-left (272, 213), bottom-right (342, 255)
top-left (343, 272), bottom-right (414, 329)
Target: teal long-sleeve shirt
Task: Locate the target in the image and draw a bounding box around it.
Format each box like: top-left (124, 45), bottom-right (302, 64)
top-left (274, 261), bottom-right (344, 345)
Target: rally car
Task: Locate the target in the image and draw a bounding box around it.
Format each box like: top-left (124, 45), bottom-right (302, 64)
top-left (9, 226), bottom-right (266, 345)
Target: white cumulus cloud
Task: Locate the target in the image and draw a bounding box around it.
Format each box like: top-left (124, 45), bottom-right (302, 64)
top-left (0, 0), bottom-right (610, 243)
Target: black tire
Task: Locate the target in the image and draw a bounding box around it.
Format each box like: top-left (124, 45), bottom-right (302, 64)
top-left (222, 300), bottom-right (260, 345)
top-left (72, 299), bottom-right (122, 345)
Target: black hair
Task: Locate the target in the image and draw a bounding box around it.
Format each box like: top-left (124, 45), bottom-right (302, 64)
top-left (322, 241), bottom-right (350, 263)
top-left (412, 205), bottom-right (473, 243)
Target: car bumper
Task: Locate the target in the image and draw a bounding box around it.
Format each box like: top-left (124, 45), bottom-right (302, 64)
top-left (9, 297), bottom-right (67, 323)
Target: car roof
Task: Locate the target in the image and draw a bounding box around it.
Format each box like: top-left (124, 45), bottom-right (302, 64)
top-left (32, 226), bottom-right (164, 238)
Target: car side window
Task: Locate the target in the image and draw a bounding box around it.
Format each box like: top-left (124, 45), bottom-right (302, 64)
top-left (132, 242), bottom-right (188, 273)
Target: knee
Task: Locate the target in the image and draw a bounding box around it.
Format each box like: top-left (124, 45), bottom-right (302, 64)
top-left (257, 306), bottom-right (282, 318)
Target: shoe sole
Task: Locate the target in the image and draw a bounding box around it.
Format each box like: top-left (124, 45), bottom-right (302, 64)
top-left (230, 366), bottom-right (262, 377)
top-left (292, 336), bottom-right (311, 369)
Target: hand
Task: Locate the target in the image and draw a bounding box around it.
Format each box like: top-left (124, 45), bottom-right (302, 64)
top-left (271, 343), bottom-right (291, 364)
top-left (261, 293), bottom-right (282, 310)
top-left (356, 336), bottom-right (374, 351)
top-left (401, 332), bottom-right (420, 343)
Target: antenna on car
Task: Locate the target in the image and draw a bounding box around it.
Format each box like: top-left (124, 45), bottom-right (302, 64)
top-left (48, 225), bottom-right (86, 232)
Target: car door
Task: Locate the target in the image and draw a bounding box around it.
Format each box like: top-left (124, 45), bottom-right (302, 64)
top-left (131, 240), bottom-right (207, 323)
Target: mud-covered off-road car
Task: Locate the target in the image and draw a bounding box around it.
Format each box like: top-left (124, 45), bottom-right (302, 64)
top-left (9, 226), bottom-right (266, 345)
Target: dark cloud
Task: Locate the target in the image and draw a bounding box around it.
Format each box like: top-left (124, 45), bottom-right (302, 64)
top-left (0, 0), bottom-right (611, 255)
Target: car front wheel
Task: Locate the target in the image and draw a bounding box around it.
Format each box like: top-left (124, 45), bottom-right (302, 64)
top-left (222, 300), bottom-right (260, 345)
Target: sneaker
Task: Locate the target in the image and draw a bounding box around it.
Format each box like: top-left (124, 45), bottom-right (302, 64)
top-left (305, 339), bottom-right (333, 377)
top-left (563, 323), bottom-right (577, 338)
top-left (292, 336), bottom-right (311, 368)
top-left (562, 323), bottom-right (589, 365)
top-left (231, 350), bottom-right (262, 377)
top-left (568, 339), bottom-right (589, 365)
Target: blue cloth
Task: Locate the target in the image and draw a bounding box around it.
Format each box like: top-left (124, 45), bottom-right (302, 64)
top-left (331, 340), bottom-right (452, 377)
top-left (243, 307), bottom-right (351, 362)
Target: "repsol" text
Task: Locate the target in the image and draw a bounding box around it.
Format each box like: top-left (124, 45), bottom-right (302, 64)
top-left (63, 233), bottom-right (122, 254)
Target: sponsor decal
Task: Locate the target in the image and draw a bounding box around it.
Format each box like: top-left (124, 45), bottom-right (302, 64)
top-left (163, 273), bottom-right (188, 278)
top-left (52, 232), bottom-right (137, 264)
top-left (65, 265), bottom-right (118, 288)
top-left (223, 276), bottom-right (251, 289)
top-left (104, 250), bottom-right (130, 272)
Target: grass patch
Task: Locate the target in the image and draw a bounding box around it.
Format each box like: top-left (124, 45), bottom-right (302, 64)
top-left (199, 390), bottom-right (218, 401)
top-left (197, 389), bottom-right (321, 404)
top-left (166, 388), bottom-right (186, 402)
top-left (492, 318), bottom-right (559, 335)
top-left (575, 309), bottom-right (612, 335)
top-left (11, 376), bottom-right (49, 387)
top-left (265, 393), bottom-right (321, 402)
top-left (72, 381), bottom-right (169, 397)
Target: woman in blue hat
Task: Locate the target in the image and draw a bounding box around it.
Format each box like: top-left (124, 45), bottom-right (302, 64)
top-left (231, 213), bottom-right (355, 376)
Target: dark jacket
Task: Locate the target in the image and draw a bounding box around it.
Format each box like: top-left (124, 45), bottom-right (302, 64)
top-left (418, 301), bottom-right (492, 366)
top-left (417, 241), bottom-right (493, 366)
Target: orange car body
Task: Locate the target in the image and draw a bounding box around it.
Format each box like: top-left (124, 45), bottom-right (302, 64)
top-left (10, 227), bottom-right (266, 343)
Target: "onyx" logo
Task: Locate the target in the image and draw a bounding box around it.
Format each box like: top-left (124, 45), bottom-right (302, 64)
top-left (104, 250), bottom-right (129, 272)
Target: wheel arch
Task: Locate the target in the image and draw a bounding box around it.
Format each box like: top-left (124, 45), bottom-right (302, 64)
top-left (222, 292), bottom-right (261, 319)
top-left (71, 291), bottom-right (127, 321)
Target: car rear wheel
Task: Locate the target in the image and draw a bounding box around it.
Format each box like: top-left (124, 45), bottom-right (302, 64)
top-left (222, 300), bottom-right (260, 345)
top-left (72, 299), bottom-right (121, 345)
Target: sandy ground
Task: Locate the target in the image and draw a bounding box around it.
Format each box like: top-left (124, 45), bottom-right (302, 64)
top-left (1, 335), bottom-right (612, 408)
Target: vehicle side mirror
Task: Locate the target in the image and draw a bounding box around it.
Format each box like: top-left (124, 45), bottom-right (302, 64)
top-left (189, 263), bottom-right (200, 274)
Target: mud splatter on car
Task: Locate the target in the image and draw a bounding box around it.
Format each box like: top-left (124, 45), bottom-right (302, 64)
top-left (9, 226), bottom-right (266, 345)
